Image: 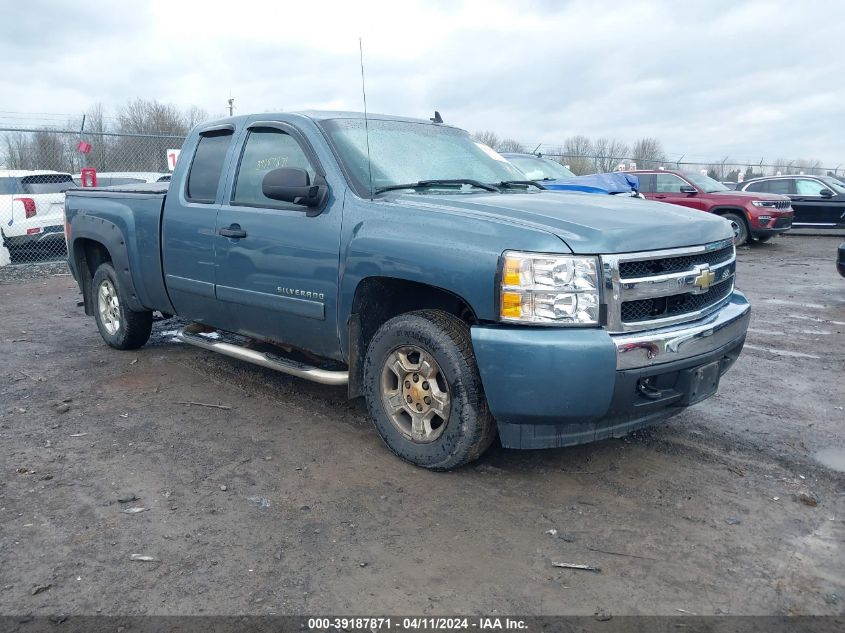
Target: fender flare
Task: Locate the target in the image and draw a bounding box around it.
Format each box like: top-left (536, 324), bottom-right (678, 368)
top-left (70, 214), bottom-right (145, 313)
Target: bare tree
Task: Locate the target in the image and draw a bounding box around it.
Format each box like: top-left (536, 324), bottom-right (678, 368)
top-left (795, 158), bottom-right (823, 175)
top-left (185, 105), bottom-right (210, 130)
top-left (631, 138), bottom-right (665, 170)
top-left (83, 102), bottom-right (112, 171)
top-left (592, 137), bottom-right (629, 173)
top-left (115, 99), bottom-right (195, 171)
top-left (471, 130), bottom-right (499, 150)
top-left (771, 158), bottom-right (790, 176)
top-left (497, 138), bottom-right (526, 153)
top-left (563, 135), bottom-right (593, 175)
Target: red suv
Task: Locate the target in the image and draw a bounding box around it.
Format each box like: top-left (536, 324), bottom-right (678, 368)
top-left (625, 170), bottom-right (793, 245)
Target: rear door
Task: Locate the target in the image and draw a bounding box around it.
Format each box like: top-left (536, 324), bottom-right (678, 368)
top-left (791, 178), bottom-right (844, 227)
top-left (162, 126), bottom-right (236, 325)
top-left (214, 121), bottom-right (343, 359)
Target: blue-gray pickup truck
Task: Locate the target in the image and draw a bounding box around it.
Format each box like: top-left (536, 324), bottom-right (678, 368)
top-left (65, 111), bottom-right (751, 470)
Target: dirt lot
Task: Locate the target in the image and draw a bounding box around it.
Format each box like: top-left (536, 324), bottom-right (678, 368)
top-left (1, 234), bottom-right (843, 617)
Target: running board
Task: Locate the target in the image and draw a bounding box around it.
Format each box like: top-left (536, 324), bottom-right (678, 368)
top-left (177, 324), bottom-right (348, 386)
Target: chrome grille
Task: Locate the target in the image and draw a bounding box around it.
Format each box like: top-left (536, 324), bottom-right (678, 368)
top-left (619, 245), bottom-right (733, 279)
top-left (621, 277), bottom-right (734, 322)
top-left (601, 238), bottom-right (737, 333)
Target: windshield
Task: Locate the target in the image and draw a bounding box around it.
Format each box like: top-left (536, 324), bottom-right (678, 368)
top-left (683, 172), bottom-right (729, 193)
top-left (320, 118), bottom-right (524, 194)
top-left (505, 155), bottom-right (575, 180)
top-left (820, 177), bottom-right (845, 194)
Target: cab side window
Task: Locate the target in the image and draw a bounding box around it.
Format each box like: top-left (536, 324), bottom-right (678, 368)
top-left (186, 130), bottom-right (234, 203)
top-left (654, 173), bottom-right (687, 193)
top-left (232, 128), bottom-right (316, 208)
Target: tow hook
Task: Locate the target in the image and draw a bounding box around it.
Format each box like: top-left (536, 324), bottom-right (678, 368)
top-left (637, 377), bottom-right (663, 400)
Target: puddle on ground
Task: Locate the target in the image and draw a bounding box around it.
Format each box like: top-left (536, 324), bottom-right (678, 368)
top-left (815, 448), bottom-right (845, 473)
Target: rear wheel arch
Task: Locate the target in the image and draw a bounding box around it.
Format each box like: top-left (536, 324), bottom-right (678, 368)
top-left (69, 215), bottom-right (144, 313)
top-left (72, 238), bottom-right (113, 316)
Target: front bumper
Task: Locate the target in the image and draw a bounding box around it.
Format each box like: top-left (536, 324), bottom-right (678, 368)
top-left (470, 291), bottom-right (750, 449)
top-left (750, 211), bottom-right (793, 236)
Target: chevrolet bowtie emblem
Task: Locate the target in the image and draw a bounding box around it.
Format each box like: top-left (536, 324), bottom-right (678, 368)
top-left (693, 265), bottom-right (716, 292)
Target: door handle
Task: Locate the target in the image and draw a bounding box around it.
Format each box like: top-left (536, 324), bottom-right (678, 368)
top-left (655, 194), bottom-right (667, 199)
top-left (219, 224), bottom-right (247, 239)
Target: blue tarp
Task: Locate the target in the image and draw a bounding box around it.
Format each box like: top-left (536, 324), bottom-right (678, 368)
top-left (542, 172), bottom-right (639, 195)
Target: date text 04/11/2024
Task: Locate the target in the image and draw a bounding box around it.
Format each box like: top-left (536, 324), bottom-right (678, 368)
top-left (306, 617), bottom-right (528, 630)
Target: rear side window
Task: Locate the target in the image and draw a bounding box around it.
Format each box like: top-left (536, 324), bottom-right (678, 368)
top-left (186, 130), bottom-right (234, 203)
top-left (19, 174), bottom-right (73, 194)
top-left (0, 177), bottom-right (16, 195)
top-left (744, 181), bottom-right (768, 193)
top-left (635, 174), bottom-right (654, 193)
top-left (768, 179), bottom-right (792, 195)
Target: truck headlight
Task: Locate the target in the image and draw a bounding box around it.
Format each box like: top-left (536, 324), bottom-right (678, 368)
top-left (500, 251), bottom-right (600, 325)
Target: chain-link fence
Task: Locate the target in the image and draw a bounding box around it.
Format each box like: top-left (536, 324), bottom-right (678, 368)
top-left (535, 152), bottom-right (843, 182)
top-left (1, 127), bottom-right (185, 270)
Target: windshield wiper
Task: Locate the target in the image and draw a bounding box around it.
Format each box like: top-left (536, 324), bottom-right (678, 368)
top-left (374, 179), bottom-right (500, 195)
top-left (497, 180), bottom-right (547, 190)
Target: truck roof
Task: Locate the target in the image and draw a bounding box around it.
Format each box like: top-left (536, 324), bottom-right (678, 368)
top-left (201, 110), bottom-right (462, 130)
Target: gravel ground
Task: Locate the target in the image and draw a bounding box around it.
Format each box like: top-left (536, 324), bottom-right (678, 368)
top-left (0, 234), bottom-right (843, 617)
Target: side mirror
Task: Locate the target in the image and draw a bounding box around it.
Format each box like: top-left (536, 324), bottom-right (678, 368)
top-left (679, 185), bottom-right (698, 194)
top-left (262, 168), bottom-right (326, 207)
top-left (819, 188), bottom-right (834, 198)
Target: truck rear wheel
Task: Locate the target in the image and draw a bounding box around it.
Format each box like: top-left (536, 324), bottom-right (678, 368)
top-left (363, 310), bottom-right (496, 470)
top-left (92, 262), bottom-right (152, 350)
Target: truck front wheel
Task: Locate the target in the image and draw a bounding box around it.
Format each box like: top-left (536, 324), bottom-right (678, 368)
top-left (92, 262), bottom-right (152, 350)
top-left (363, 310), bottom-right (496, 470)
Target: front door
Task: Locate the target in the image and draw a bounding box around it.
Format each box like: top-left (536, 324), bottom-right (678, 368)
top-left (791, 178), bottom-right (845, 227)
top-left (214, 122), bottom-right (343, 360)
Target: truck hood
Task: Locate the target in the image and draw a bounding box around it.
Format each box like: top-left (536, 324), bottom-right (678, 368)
top-left (390, 191), bottom-right (733, 254)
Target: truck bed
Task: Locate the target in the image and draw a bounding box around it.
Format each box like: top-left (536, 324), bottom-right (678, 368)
top-left (65, 184), bottom-right (173, 316)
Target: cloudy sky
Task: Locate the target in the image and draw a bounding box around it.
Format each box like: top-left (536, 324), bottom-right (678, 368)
top-left (3, 0), bottom-right (844, 166)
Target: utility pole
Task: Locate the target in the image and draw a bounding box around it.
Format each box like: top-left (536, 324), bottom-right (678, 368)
top-left (228, 97), bottom-right (234, 117)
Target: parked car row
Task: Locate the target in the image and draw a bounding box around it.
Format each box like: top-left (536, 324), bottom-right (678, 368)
top-left (621, 169), bottom-right (794, 245)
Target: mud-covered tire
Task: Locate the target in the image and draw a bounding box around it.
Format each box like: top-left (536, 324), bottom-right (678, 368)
top-left (92, 262), bottom-right (152, 350)
top-left (723, 212), bottom-right (750, 246)
top-left (363, 310), bottom-right (496, 470)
